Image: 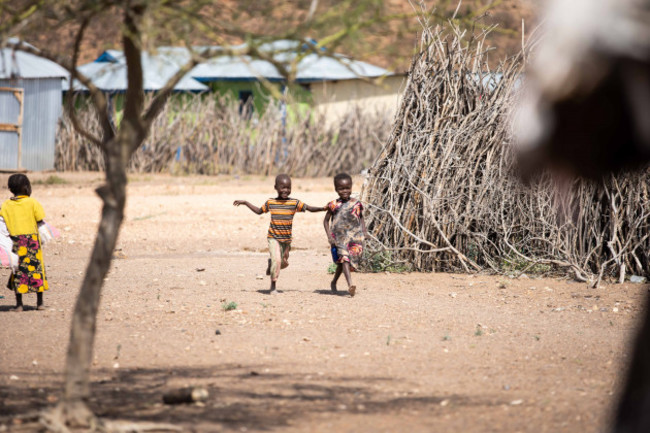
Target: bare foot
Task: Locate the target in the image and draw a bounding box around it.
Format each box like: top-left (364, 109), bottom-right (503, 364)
top-left (348, 286), bottom-right (356, 297)
top-left (10, 305), bottom-right (23, 312)
top-left (330, 281), bottom-right (338, 293)
top-left (266, 259), bottom-right (271, 276)
top-left (36, 305), bottom-right (46, 311)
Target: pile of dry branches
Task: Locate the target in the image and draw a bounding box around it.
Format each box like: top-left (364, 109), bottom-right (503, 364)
top-left (55, 95), bottom-right (390, 177)
top-left (362, 23), bottom-right (650, 285)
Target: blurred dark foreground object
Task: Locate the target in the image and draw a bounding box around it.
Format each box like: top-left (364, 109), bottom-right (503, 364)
top-left (514, 0), bottom-right (650, 181)
top-left (514, 0), bottom-right (650, 431)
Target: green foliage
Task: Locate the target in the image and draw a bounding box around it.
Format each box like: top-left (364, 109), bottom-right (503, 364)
top-left (210, 81), bottom-right (275, 114)
top-left (362, 250), bottom-right (410, 273)
top-left (114, 110), bottom-right (123, 128)
top-left (34, 175), bottom-right (68, 185)
top-left (222, 301), bottom-right (238, 311)
top-left (167, 111), bottom-right (198, 126)
top-left (132, 211), bottom-right (167, 221)
top-left (285, 102), bottom-right (313, 126)
top-left (330, 130), bottom-right (340, 146)
top-left (499, 255), bottom-right (552, 275)
top-left (466, 242), bottom-right (479, 263)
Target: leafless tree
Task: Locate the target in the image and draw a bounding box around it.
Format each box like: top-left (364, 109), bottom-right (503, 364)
top-left (2, 0), bottom-right (411, 429)
top-left (2, 1), bottom-right (515, 429)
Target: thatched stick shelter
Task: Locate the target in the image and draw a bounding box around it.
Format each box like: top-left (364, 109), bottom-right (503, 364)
top-left (362, 22), bottom-right (650, 286)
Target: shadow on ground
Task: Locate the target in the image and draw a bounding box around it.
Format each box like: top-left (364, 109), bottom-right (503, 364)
top-left (313, 289), bottom-right (350, 296)
top-left (0, 365), bottom-right (506, 431)
top-left (0, 305), bottom-right (41, 312)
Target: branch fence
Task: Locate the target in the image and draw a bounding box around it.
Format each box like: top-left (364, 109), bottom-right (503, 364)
top-left (55, 95), bottom-right (391, 178)
top-left (362, 22), bottom-right (650, 285)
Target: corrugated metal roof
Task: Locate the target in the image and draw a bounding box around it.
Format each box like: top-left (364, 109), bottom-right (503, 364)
top-left (0, 39), bottom-right (68, 79)
top-left (71, 50), bottom-right (208, 92)
top-left (190, 52), bottom-right (390, 83)
top-left (196, 40), bottom-right (391, 81)
top-left (71, 60), bottom-right (208, 92)
top-left (79, 40), bottom-right (392, 91)
top-left (190, 56), bottom-right (285, 82)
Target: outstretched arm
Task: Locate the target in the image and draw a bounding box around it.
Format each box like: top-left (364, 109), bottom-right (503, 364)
top-left (233, 200), bottom-right (263, 215)
top-left (305, 204), bottom-right (327, 212)
top-left (323, 209), bottom-right (335, 245)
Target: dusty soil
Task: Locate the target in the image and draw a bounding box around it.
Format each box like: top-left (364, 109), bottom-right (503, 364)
top-left (0, 173), bottom-right (646, 432)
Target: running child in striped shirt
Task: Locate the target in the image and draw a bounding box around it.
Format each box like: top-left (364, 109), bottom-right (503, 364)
top-left (233, 174), bottom-right (326, 293)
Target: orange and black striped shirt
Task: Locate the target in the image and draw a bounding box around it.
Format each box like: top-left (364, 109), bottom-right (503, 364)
top-left (261, 198), bottom-right (305, 242)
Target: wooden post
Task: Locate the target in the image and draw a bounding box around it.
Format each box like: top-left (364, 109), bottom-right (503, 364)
top-left (16, 89), bottom-right (24, 170)
top-left (0, 87), bottom-right (24, 170)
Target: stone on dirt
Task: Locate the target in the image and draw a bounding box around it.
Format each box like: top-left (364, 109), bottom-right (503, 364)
top-left (163, 387), bottom-right (209, 405)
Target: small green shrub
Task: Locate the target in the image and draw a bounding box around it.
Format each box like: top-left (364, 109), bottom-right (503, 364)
top-left (35, 175), bottom-right (67, 185)
top-left (499, 255), bottom-right (552, 274)
top-left (363, 250), bottom-right (410, 273)
top-left (222, 301), bottom-right (238, 311)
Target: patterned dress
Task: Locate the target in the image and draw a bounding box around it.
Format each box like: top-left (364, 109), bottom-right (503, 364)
top-left (328, 198), bottom-right (364, 270)
top-left (8, 234), bottom-right (47, 293)
top-left (0, 196), bottom-right (48, 294)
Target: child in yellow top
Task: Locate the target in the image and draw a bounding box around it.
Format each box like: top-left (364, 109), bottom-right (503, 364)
top-left (0, 174), bottom-right (49, 311)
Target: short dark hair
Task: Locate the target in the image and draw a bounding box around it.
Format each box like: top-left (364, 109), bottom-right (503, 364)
top-left (8, 174), bottom-right (31, 196)
top-left (333, 173), bottom-right (352, 185)
top-left (275, 173), bottom-right (291, 186)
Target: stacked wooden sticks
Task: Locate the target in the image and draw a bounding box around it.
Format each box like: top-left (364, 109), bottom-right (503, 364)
top-left (54, 95), bottom-right (391, 178)
top-left (362, 23), bottom-right (650, 285)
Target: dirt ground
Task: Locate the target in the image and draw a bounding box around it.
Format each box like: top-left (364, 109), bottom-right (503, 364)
top-left (0, 173), bottom-right (647, 432)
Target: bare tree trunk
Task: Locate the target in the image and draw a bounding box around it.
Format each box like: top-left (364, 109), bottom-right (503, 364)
top-left (61, 137), bottom-right (128, 425)
top-left (58, 6), bottom-right (148, 426)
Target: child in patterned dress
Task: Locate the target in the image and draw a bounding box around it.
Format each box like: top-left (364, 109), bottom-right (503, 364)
top-left (1, 174), bottom-right (49, 311)
top-left (234, 174), bottom-right (326, 293)
top-left (323, 173), bottom-right (368, 297)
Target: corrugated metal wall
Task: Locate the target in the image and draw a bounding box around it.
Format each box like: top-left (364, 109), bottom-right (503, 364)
top-left (0, 78), bottom-right (62, 171)
top-left (0, 84), bottom-right (20, 170)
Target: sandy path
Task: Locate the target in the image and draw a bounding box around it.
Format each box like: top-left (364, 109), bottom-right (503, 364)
top-left (0, 173), bottom-right (644, 432)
